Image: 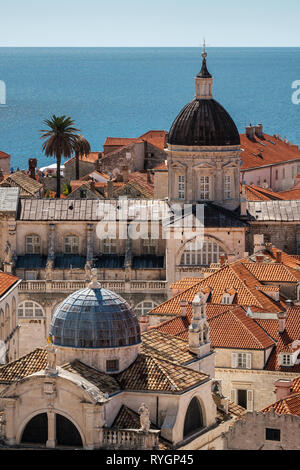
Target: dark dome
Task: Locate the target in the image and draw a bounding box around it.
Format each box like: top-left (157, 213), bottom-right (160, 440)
top-left (168, 99), bottom-right (240, 147)
top-left (49, 287), bottom-right (141, 349)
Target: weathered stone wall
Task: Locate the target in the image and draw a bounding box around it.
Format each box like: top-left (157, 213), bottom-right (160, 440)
top-left (64, 159), bottom-right (97, 182)
top-left (247, 222), bottom-right (299, 255)
top-left (224, 410), bottom-right (300, 450)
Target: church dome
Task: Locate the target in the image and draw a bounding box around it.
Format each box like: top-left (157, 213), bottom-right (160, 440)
top-left (168, 98), bottom-right (240, 147)
top-left (49, 286), bottom-right (141, 349)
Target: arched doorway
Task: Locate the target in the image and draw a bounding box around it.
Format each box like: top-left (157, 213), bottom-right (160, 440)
top-left (56, 414), bottom-right (83, 447)
top-left (21, 413), bottom-right (48, 444)
top-left (183, 397), bottom-right (204, 438)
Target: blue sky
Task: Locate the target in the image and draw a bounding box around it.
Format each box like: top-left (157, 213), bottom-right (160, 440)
top-left (1, 0), bottom-right (300, 47)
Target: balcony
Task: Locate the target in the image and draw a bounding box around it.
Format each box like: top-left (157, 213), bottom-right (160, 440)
top-left (19, 279), bottom-right (167, 294)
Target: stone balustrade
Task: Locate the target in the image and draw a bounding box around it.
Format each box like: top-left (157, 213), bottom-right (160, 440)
top-left (19, 280), bottom-right (167, 294)
top-left (101, 428), bottom-right (160, 450)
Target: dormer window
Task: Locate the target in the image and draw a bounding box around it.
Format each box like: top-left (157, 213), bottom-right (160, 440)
top-left (282, 354), bottom-right (292, 366)
top-left (222, 294), bottom-right (232, 305)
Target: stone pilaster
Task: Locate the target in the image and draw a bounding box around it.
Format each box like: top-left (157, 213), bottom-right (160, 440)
top-left (83, 403), bottom-right (95, 449)
top-left (85, 224), bottom-right (94, 273)
top-left (3, 397), bottom-right (17, 445)
top-left (46, 223), bottom-right (55, 278)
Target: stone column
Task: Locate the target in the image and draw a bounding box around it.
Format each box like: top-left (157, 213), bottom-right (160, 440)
top-left (46, 410), bottom-right (56, 448)
top-left (125, 224), bottom-right (132, 283)
top-left (186, 166), bottom-right (194, 203)
top-left (3, 398), bottom-right (17, 445)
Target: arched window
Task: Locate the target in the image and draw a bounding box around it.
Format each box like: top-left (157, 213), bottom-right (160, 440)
top-left (17, 301), bottom-right (44, 318)
top-left (135, 301), bottom-right (158, 316)
top-left (12, 297), bottom-right (16, 329)
top-left (64, 236), bottom-right (79, 254)
top-left (4, 304), bottom-right (10, 339)
top-left (180, 239), bottom-right (223, 267)
top-left (0, 309), bottom-right (4, 340)
top-left (25, 235), bottom-right (41, 254)
top-left (183, 397), bottom-right (204, 438)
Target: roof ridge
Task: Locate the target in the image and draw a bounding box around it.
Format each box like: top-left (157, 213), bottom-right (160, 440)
top-left (230, 309), bottom-right (274, 349)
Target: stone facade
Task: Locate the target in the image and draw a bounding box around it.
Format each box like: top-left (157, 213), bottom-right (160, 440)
top-left (223, 409), bottom-right (300, 450)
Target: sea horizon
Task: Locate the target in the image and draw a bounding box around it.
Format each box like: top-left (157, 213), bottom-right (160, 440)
top-left (1, 47), bottom-right (300, 169)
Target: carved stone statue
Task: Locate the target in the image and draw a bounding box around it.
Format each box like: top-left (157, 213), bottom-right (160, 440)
top-left (138, 403), bottom-right (151, 432)
top-left (46, 337), bottom-right (57, 375)
top-left (4, 241), bottom-right (11, 263)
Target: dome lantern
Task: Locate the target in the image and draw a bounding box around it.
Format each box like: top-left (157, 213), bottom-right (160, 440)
top-left (195, 41), bottom-right (213, 100)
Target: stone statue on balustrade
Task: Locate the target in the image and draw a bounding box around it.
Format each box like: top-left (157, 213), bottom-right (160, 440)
top-left (138, 403), bottom-right (151, 433)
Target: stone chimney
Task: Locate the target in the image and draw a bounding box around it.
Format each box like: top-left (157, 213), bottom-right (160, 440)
top-left (139, 316), bottom-right (150, 334)
top-left (256, 255), bottom-right (265, 263)
top-left (220, 254), bottom-right (226, 267)
top-left (28, 158), bottom-right (37, 180)
top-left (122, 165), bottom-right (129, 183)
top-left (107, 179), bottom-right (114, 199)
top-left (180, 300), bottom-right (189, 318)
top-left (277, 301), bottom-right (291, 334)
top-left (276, 251), bottom-right (282, 263)
top-left (275, 379), bottom-right (293, 401)
top-left (246, 125), bottom-right (256, 141)
top-left (253, 234), bottom-right (264, 254)
top-left (90, 180), bottom-right (95, 191)
top-left (0, 168), bottom-right (4, 182)
top-left (264, 242), bottom-right (273, 253)
top-left (255, 123), bottom-right (264, 139)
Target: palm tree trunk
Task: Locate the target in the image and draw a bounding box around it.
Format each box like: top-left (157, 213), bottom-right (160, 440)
top-left (57, 154), bottom-right (61, 198)
top-left (75, 153), bottom-right (80, 180)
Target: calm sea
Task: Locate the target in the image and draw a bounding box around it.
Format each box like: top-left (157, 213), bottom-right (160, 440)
top-left (0, 47), bottom-right (300, 169)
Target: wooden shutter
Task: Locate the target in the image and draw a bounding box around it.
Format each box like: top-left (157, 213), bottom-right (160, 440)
top-left (231, 352), bottom-right (238, 368)
top-left (231, 389), bottom-right (237, 404)
top-left (247, 390), bottom-right (254, 411)
top-left (246, 353), bottom-right (252, 369)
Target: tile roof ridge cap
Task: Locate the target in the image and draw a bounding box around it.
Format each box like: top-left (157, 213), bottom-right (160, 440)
top-left (230, 309), bottom-right (274, 348)
top-left (0, 347), bottom-right (46, 371)
top-left (142, 351), bottom-right (208, 380)
top-left (228, 263), bottom-right (266, 309)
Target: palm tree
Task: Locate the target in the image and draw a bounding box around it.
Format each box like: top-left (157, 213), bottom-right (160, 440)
top-left (73, 134), bottom-right (91, 180)
top-left (41, 115), bottom-right (79, 198)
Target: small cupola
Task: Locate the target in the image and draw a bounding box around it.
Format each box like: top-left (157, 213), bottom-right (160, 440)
top-left (195, 41), bottom-right (213, 100)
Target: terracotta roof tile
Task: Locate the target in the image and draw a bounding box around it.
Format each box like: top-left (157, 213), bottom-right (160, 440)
top-left (116, 353), bottom-right (208, 393)
top-left (0, 171), bottom-right (43, 197)
top-left (242, 263), bottom-right (300, 282)
top-left (241, 133), bottom-right (300, 170)
top-left (0, 151), bottom-right (9, 159)
top-left (150, 262), bottom-right (285, 317)
top-left (262, 392), bottom-right (300, 417)
top-left (256, 306), bottom-right (300, 372)
top-left (141, 329), bottom-right (196, 365)
top-left (0, 348), bottom-right (47, 384)
top-left (62, 360), bottom-right (120, 395)
top-left (0, 271), bottom-right (19, 298)
top-left (152, 306), bottom-right (275, 351)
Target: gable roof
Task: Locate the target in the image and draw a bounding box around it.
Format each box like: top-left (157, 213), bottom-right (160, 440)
top-left (141, 329), bottom-right (197, 365)
top-left (256, 306), bottom-right (300, 373)
top-left (151, 305), bottom-right (275, 351)
top-left (115, 353), bottom-right (208, 393)
top-left (240, 133), bottom-right (300, 171)
top-left (0, 171), bottom-right (43, 197)
top-left (0, 348), bottom-right (47, 384)
top-left (150, 262), bottom-right (285, 317)
top-left (61, 360), bottom-right (120, 396)
top-left (247, 200), bottom-right (300, 222)
top-left (0, 151), bottom-right (10, 159)
top-left (0, 271), bottom-right (19, 299)
top-left (243, 184), bottom-right (285, 202)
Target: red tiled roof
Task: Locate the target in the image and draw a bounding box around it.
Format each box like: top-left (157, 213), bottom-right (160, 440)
top-left (152, 305), bottom-right (275, 351)
top-left (278, 188), bottom-right (300, 200)
top-left (139, 130), bottom-right (167, 150)
top-left (242, 184), bottom-right (285, 201)
top-left (0, 151), bottom-right (10, 159)
top-left (240, 133), bottom-right (300, 171)
top-left (261, 247), bottom-right (300, 270)
top-left (0, 271), bottom-right (19, 298)
top-left (262, 391), bottom-right (300, 417)
top-left (151, 262), bottom-right (285, 317)
top-left (256, 306), bottom-right (300, 372)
